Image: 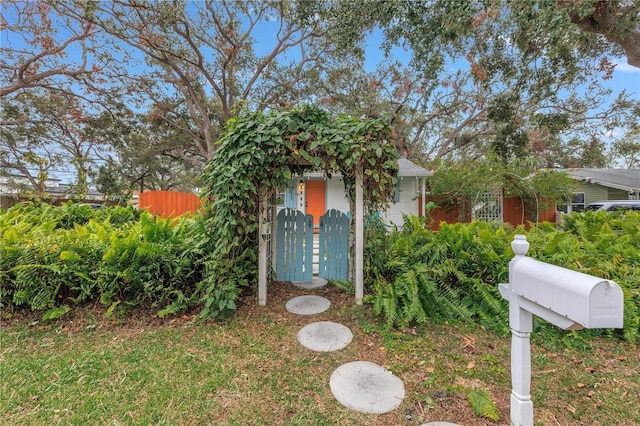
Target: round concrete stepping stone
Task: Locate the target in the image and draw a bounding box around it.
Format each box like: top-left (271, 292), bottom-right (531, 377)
top-left (285, 295), bottom-right (330, 315)
top-left (292, 276), bottom-right (328, 290)
top-left (297, 321), bottom-right (353, 352)
top-left (421, 422), bottom-right (461, 426)
top-left (329, 361), bottom-right (405, 414)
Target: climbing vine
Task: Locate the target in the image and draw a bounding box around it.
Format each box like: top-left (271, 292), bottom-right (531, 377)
top-left (197, 104), bottom-right (399, 318)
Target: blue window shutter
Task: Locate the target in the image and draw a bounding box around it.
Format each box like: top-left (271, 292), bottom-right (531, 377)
top-left (285, 181), bottom-right (297, 208)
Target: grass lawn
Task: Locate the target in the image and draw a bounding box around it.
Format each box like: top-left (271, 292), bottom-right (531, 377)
top-left (1, 284), bottom-right (638, 425)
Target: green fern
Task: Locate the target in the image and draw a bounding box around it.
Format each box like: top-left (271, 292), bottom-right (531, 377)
top-left (11, 263), bottom-right (61, 309)
top-left (397, 268), bottom-right (428, 325)
top-left (105, 301), bottom-right (121, 318)
top-left (157, 290), bottom-right (191, 318)
top-left (42, 305), bottom-right (71, 321)
top-left (468, 388), bottom-right (500, 422)
top-left (622, 291), bottom-right (639, 344)
top-left (331, 279), bottom-right (354, 293)
top-left (472, 282), bottom-right (509, 333)
top-left (372, 279), bottom-right (398, 329)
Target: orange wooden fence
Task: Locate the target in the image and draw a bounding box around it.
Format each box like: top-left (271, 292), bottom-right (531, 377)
top-left (420, 195), bottom-right (471, 228)
top-left (421, 194), bottom-right (556, 230)
top-left (138, 190), bottom-right (202, 218)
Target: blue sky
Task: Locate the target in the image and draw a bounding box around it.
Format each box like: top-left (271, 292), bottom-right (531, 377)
top-left (3, 6), bottom-right (639, 184)
top-left (608, 60), bottom-right (640, 97)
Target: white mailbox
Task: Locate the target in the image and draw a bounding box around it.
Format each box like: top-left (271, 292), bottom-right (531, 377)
top-left (510, 257), bottom-right (623, 329)
top-left (500, 235), bottom-right (625, 426)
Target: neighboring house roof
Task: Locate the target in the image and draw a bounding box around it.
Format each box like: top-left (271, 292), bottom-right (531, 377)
top-left (0, 175), bottom-right (103, 199)
top-left (564, 168), bottom-right (640, 192)
top-left (302, 157), bottom-right (433, 178)
top-left (0, 174), bottom-right (62, 189)
top-left (46, 184), bottom-right (104, 198)
top-left (397, 157), bottom-right (432, 177)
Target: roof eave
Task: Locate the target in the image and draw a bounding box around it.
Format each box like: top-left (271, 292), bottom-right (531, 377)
top-left (580, 178), bottom-right (640, 192)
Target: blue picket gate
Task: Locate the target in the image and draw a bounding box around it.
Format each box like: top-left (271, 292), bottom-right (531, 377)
top-left (275, 208), bottom-right (314, 282)
top-left (276, 208), bottom-right (349, 283)
top-left (318, 209), bottom-right (349, 281)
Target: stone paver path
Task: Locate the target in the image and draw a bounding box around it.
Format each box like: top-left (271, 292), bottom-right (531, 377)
top-left (329, 361), bottom-right (405, 414)
top-left (297, 321), bottom-right (353, 352)
top-left (286, 286), bottom-right (406, 416)
top-left (286, 283), bottom-right (459, 423)
top-left (292, 276), bottom-right (328, 290)
top-left (285, 295), bottom-right (330, 315)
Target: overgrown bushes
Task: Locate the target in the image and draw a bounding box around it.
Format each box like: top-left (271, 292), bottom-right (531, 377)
top-left (1, 202), bottom-right (210, 318)
top-left (528, 211), bottom-right (640, 343)
top-left (364, 211), bottom-right (640, 343)
top-left (3, 202), bottom-right (638, 344)
top-left (365, 216), bottom-right (512, 335)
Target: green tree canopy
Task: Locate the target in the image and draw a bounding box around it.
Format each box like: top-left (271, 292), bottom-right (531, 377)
top-left (428, 156), bottom-right (575, 212)
top-left (299, 0), bottom-right (640, 166)
top-left (1, 90), bottom-right (121, 198)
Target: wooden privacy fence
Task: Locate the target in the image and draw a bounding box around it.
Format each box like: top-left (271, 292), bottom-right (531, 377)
top-left (421, 194), bottom-right (556, 230)
top-left (138, 190), bottom-right (202, 218)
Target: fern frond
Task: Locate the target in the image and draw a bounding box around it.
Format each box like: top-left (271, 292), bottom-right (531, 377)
top-left (42, 305), bottom-right (71, 321)
top-left (437, 284), bottom-right (474, 322)
top-left (157, 290), bottom-right (190, 318)
top-left (331, 279), bottom-right (354, 293)
top-left (105, 300), bottom-right (121, 318)
top-left (468, 389), bottom-right (499, 422)
top-left (398, 268), bottom-right (427, 324)
top-left (379, 281), bottom-right (398, 328)
top-left (475, 283), bottom-right (507, 315)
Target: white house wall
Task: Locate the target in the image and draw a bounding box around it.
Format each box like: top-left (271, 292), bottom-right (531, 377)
top-left (324, 176), bottom-right (419, 227)
top-left (380, 177), bottom-right (418, 227)
top-left (326, 177), bottom-right (350, 213)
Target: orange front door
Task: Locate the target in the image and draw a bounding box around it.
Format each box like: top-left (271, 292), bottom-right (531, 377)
top-left (305, 180), bottom-right (326, 226)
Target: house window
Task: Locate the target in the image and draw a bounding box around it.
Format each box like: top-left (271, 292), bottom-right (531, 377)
top-left (276, 181), bottom-right (297, 210)
top-left (571, 192), bottom-right (585, 212)
top-left (558, 192), bottom-right (585, 213)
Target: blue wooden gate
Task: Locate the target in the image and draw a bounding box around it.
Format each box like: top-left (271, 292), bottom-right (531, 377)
top-left (318, 209), bottom-right (349, 280)
top-left (276, 208), bottom-right (314, 282)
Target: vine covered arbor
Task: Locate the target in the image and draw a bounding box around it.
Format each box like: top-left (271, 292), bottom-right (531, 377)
top-left (200, 105), bottom-right (399, 311)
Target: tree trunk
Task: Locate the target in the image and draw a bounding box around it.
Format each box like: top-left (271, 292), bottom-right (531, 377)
top-left (567, 2), bottom-right (640, 68)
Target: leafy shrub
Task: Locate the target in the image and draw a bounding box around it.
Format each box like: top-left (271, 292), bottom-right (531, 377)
top-left (1, 202), bottom-right (210, 318)
top-left (3, 201), bottom-right (638, 343)
top-left (528, 210), bottom-right (640, 343)
top-left (98, 212), bottom-right (208, 311)
top-left (365, 215), bottom-right (512, 334)
top-left (365, 211), bottom-right (640, 343)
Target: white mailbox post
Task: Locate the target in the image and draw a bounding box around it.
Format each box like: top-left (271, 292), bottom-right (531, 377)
top-left (499, 235), bottom-right (624, 426)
